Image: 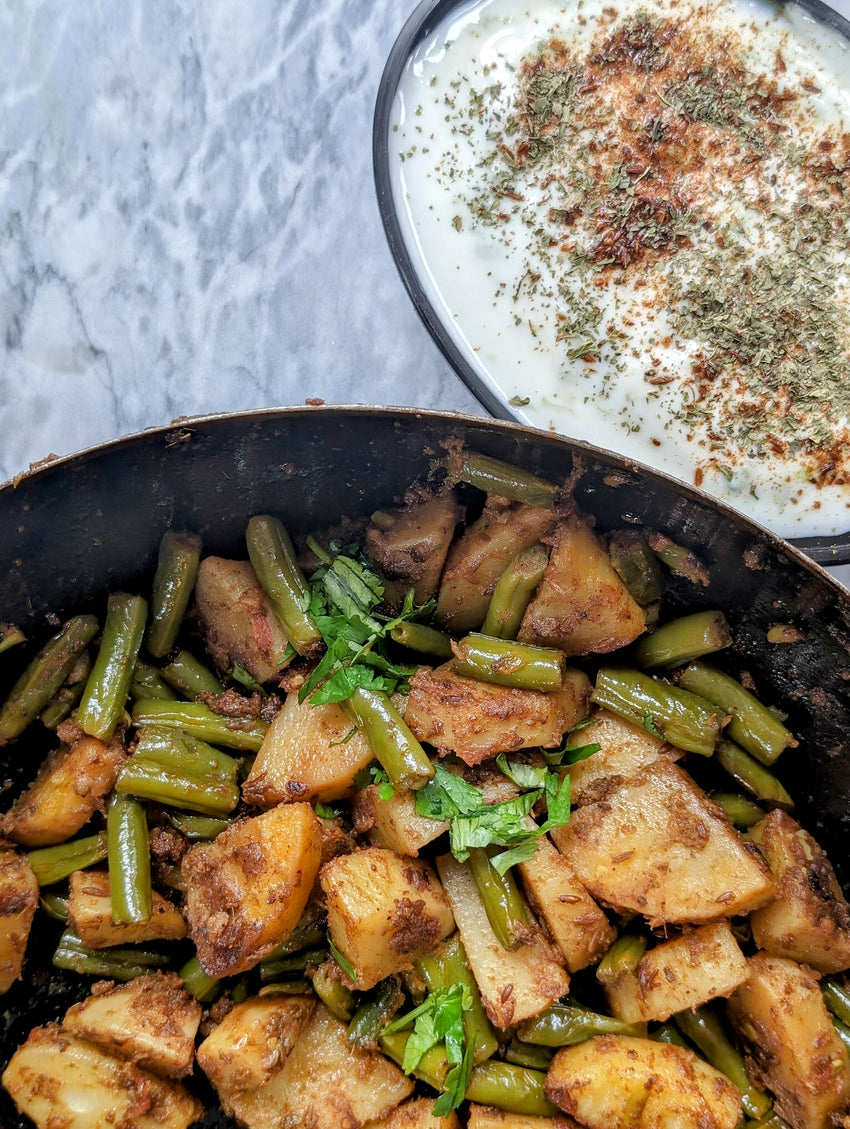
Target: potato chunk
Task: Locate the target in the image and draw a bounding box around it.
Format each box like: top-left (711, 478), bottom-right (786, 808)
top-left (518, 514), bottom-right (646, 656)
top-left (365, 491), bottom-right (463, 606)
top-left (602, 923), bottom-right (748, 1023)
top-left (355, 784), bottom-right (449, 857)
top-left (2, 736), bottom-right (124, 847)
top-left (0, 849), bottom-right (38, 994)
top-left (467, 1108), bottom-right (579, 1129)
top-left (749, 809), bottom-right (850, 973)
top-left (194, 556), bottom-right (291, 683)
top-left (182, 801), bottom-right (323, 977)
top-left (544, 1034), bottom-right (741, 1129)
top-left (367, 1096), bottom-right (463, 1128)
top-left (552, 759), bottom-right (775, 926)
top-left (436, 497), bottom-right (555, 633)
top-left (2, 1025), bottom-right (204, 1129)
top-left (321, 847), bottom-right (455, 989)
top-left (68, 869), bottom-right (187, 948)
top-left (563, 708), bottom-right (682, 806)
top-left (437, 854), bottom-right (569, 1029)
top-left (62, 972), bottom-right (201, 1079)
top-left (405, 663), bottom-right (591, 766)
top-left (728, 953), bottom-right (850, 1129)
top-left (243, 691), bottom-right (376, 807)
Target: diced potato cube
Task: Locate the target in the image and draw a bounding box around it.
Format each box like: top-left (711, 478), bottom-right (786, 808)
top-left (518, 514), bottom-right (646, 656)
top-left (68, 869), bottom-right (186, 948)
top-left (552, 759), bottom-right (775, 926)
top-left (0, 849), bottom-right (38, 994)
top-left (728, 953), bottom-right (850, 1129)
top-left (366, 1095), bottom-right (463, 1128)
top-left (563, 708), bottom-right (682, 806)
top-left (544, 1034), bottom-right (741, 1128)
top-left (518, 834), bottom-right (615, 973)
top-left (243, 691), bottom-right (376, 807)
top-left (405, 663), bottom-right (591, 766)
top-left (365, 491), bottom-right (463, 606)
top-left (62, 972), bottom-right (201, 1078)
top-left (2, 1025), bottom-right (204, 1129)
top-left (437, 853), bottom-right (569, 1030)
top-left (194, 556), bottom-right (291, 683)
top-left (321, 846), bottom-right (455, 989)
top-left (183, 801), bottom-right (323, 977)
top-left (197, 994), bottom-right (316, 1125)
top-left (602, 923), bottom-right (748, 1023)
top-left (355, 784), bottom-right (449, 857)
top-left (2, 736), bottom-right (124, 847)
top-left (436, 497), bottom-right (555, 634)
top-left (749, 809), bottom-right (850, 973)
top-left (467, 1106), bottom-right (579, 1129)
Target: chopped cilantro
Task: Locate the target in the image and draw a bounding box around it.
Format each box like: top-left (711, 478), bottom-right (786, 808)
top-left (383, 983), bottom-right (474, 1112)
top-left (327, 932), bottom-right (356, 983)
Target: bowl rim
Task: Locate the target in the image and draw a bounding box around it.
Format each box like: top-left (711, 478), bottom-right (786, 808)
top-left (372, 0), bottom-right (850, 565)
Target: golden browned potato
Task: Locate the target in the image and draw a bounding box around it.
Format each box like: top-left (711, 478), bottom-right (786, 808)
top-left (466, 1106), bottom-right (580, 1129)
top-left (552, 759), bottom-right (775, 926)
top-left (563, 708), bottom-right (682, 806)
top-left (2, 736), bottom-right (124, 847)
top-left (518, 514), bottom-right (646, 656)
top-left (601, 923), bottom-right (748, 1023)
top-left (194, 556), bottom-right (291, 683)
top-left (437, 853), bottom-right (569, 1029)
top-left (728, 952), bottom-right (850, 1129)
top-left (355, 783), bottom-right (449, 857)
top-left (68, 869), bottom-right (186, 949)
top-left (436, 497), bottom-right (555, 633)
top-left (545, 1034), bottom-right (741, 1128)
top-left (61, 972), bottom-right (201, 1079)
top-left (365, 491), bottom-right (463, 606)
top-left (405, 663), bottom-right (591, 766)
top-left (321, 846), bottom-right (455, 989)
top-left (182, 801), bottom-right (323, 977)
top-left (365, 1096), bottom-right (463, 1128)
top-left (749, 809), bottom-right (850, 974)
top-left (242, 691), bottom-right (376, 806)
top-left (2, 1024), bottom-right (204, 1129)
top-left (0, 849), bottom-right (38, 995)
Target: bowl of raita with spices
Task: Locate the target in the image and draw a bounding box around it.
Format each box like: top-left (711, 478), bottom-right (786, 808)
top-left (374, 0), bottom-right (850, 552)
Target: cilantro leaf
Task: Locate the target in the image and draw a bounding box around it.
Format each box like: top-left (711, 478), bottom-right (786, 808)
top-left (495, 753), bottom-right (548, 789)
top-left (432, 1034), bottom-right (476, 1116)
top-left (562, 741), bottom-right (602, 765)
top-left (327, 932), bottom-right (356, 983)
top-left (383, 983), bottom-right (470, 1076)
top-left (415, 762), bottom-right (484, 822)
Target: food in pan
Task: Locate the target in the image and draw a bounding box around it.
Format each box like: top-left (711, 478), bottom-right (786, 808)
top-left (1, 444), bottom-right (850, 1129)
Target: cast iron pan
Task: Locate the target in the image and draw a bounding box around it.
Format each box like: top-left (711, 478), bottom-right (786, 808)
top-left (2, 406), bottom-right (850, 1127)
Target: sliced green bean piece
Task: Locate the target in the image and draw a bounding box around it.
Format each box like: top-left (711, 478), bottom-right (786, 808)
top-left (40, 891), bottom-right (70, 921)
top-left (457, 451), bottom-right (559, 509)
top-left (678, 663), bottom-right (796, 766)
top-left (0, 623), bottom-right (27, 654)
top-left (823, 979), bottom-right (850, 1027)
top-left (53, 929), bottom-right (168, 981)
top-left (27, 832), bottom-right (108, 887)
top-left (131, 660), bottom-right (179, 702)
top-left (107, 793), bottom-right (152, 925)
top-left (78, 594), bottom-right (148, 741)
top-left (651, 1021), bottom-right (690, 1047)
top-left (596, 933), bottom-right (648, 983)
top-left (131, 698), bottom-right (267, 751)
top-left (246, 514), bottom-right (323, 657)
top-left (134, 725), bottom-right (240, 779)
top-left (464, 1060), bottom-right (558, 1117)
top-left (467, 846), bottom-right (530, 951)
top-left (349, 976), bottom-right (405, 1049)
top-left (481, 544), bottom-right (550, 640)
top-left (709, 791), bottom-right (765, 828)
top-left (517, 1003), bottom-right (645, 1046)
top-left (592, 667), bottom-right (725, 756)
top-left (452, 633), bottom-right (566, 693)
top-left (389, 621), bottom-right (454, 660)
top-left (648, 534), bottom-right (710, 587)
top-left (40, 678), bottom-right (87, 729)
top-left (416, 934), bottom-right (499, 1063)
top-left (0, 615), bottom-right (99, 742)
top-left (162, 650), bottom-right (224, 698)
top-left (165, 810), bottom-right (230, 840)
top-left (715, 738), bottom-right (794, 808)
top-left (344, 687), bottom-right (434, 791)
top-left (312, 962), bottom-right (355, 1021)
top-left (833, 1017), bottom-right (850, 1054)
top-left (674, 1006), bottom-right (772, 1120)
top-left (146, 531), bottom-right (202, 659)
top-left (608, 531), bottom-right (664, 605)
top-left (634, 611), bottom-right (732, 670)
top-left (261, 946), bottom-right (328, 982)
top-left (503, 1037), bottom-right (555, 1071)
top-left (115, 757), bottom-right (240, 818)
top-left (379, 1030), bottom-right (449, 1090)
top-left (179, 953), bottom-right (221, 1003)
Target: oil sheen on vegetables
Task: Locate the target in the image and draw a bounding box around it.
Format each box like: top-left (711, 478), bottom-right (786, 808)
top-left (389, 0), bottom-right (850, 538)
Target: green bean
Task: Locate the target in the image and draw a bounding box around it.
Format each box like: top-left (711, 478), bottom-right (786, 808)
top-left (40, 678), bottom-right (87, 729)
top-left (709, 791), bottom-right (765, 829)
top-left (78, 594), bottom-right (148, 741)
top-left (146, 531), bottom-right (202, 659)
top-left (389, 621), bottom-right (454, 660)
top-left (674, 1006), bottom-right (772, 1120)
top-left (634, 611), bottom-right (732, 670)
top-left (349, 976), bottom-right (405, 1049)
top-left (27, 832), bottom-right (108, 887)
top-left (179, 953), bottom-right (221, 1003)
top-left (651, 1022), bottom-right (690, 1047)
top-left (343, 687), bottom-right (434, 791)
top-left (107, 793), bottom-right (152, 925)
top-left (592, 667), bottom-right (724, 756)
top-left (53, 929), bottom-right (168, 982)
top-left (452, 633), bottom-right (566, 693)
top-left (261, 946), bottom-right (329, 982)
top-left (0, 623), bottom-right (27, 654)
top-left (379, 1031), bottom-right (449, 1090)
top-left (131, 660), bottom-right (179, 702)
top-left (131, 698), bottom-right (267, 751)
top-left (161, 650), bottom-right (224, 698)
top-left (596, 933), bottom-right (648, 983)
top-left (714, 738), bottom-right (794, 808)
top-left (467, 846), bottom-right (530, 951)
top-left (823, 979), bottom-right (850, 1027)
top-left (165, 810), bottom-right (230, 840)
top-left (744, 1114), bottom-right (791, 1129)
top-left (517, 1003), bottom-right (645, 1046)
top-left (678, 662), bottom-right (796, 766)
top-left (40, 891), bottom-right (70, 921)
top-left (503, 1038), bottom-right (555, 1071)
top-left (312, 962), bottom-right (355, 1021)
top-left (608, 531), bottom-right (664, 605)
top-left (246, 514), bottom-right (323, 657)
top-left (457, 451), bottom-right (559, 509)
top-left (416, 934), bottom-right (499, 1063)
top-left (648, 534), bottom-right (710, 587)
top-left (464, 1060), bottom-right (558, 1117)
top-left (833, 1017), bottom-right (850, 1054)
top-left (0, 614), bottom-right (99, 742)
top-left (480, 544), bottom-right (549, 640)
top-left (134, 725), bottom-right (240, 779)
top-left (115, 757), bottom-right (240, 818)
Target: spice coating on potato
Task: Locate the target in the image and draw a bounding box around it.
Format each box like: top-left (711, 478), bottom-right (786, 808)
top-left (68, 868), bottom-right (187, 949)
top-left (365, 490), bottom-right (463, 607)
top-left (0, 849), bottom-right (38, 995)
top-left (563, 708), bottom-right (682, 806)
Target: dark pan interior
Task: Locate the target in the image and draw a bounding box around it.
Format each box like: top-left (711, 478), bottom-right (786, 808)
top-left (2, 405), bottom-right (850, 1126)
